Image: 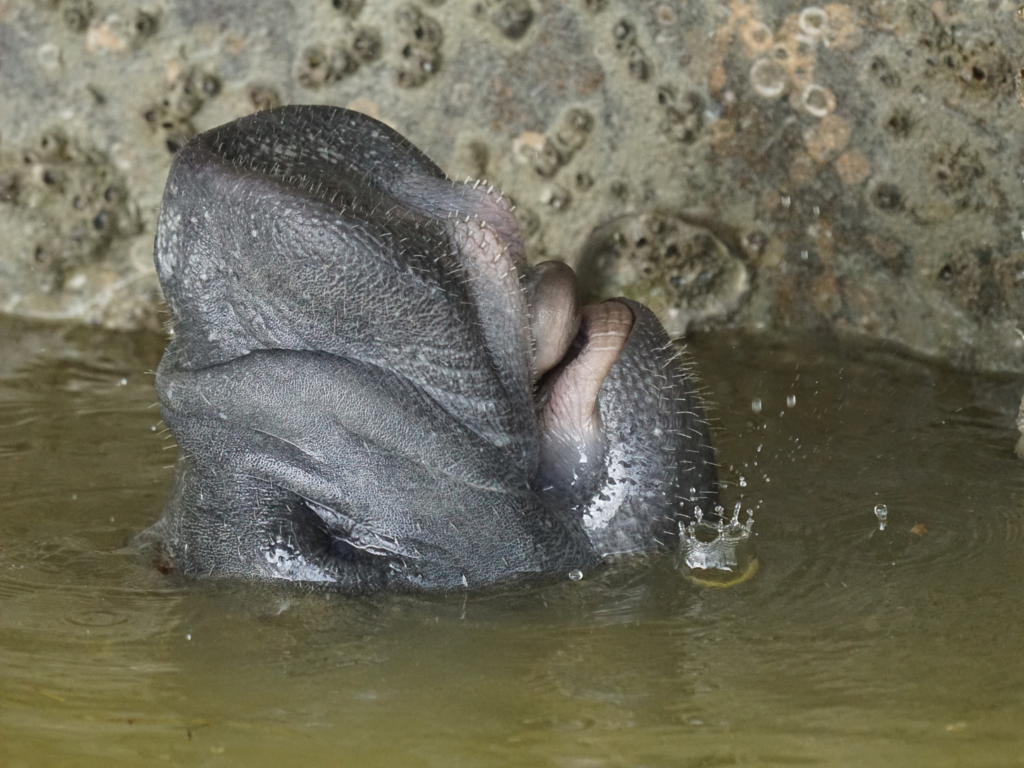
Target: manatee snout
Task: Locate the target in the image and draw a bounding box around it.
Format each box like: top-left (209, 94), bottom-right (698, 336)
top-left (142, 105), bottom-right (717, 591)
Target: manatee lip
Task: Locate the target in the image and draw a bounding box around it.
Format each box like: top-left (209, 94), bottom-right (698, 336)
top-left (525, 260), bottom-right (582, 380)
top-left (536, 298), bottom-right (635, 456)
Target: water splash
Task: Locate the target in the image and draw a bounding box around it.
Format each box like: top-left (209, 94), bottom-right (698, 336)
top-left (678, 503), bottom-right (758, 587)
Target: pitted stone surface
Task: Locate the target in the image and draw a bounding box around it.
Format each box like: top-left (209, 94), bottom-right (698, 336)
top-left (0, 1), bottom-right (1022, 371)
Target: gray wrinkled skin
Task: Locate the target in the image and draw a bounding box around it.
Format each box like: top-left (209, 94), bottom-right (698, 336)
top-left (141, 105), bottom-right (717, 591)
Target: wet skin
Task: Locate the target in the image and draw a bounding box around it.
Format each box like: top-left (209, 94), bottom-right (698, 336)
top-left (142, 105), bottom-right (717, 591)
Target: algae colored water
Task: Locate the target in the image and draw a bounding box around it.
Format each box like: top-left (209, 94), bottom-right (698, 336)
top-left (1, 316), bottom-right (1021, 767)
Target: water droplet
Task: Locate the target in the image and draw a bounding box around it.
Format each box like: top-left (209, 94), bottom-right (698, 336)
top-left (800, 250), bottom-right (809, 260)
top-left (874, 503), bottom-right (888, 531)
top-left (739, 476), bottom-right (747, 487)
top-left (751, 398), bottom-right (762, 413)
top-left (568, 569), bottom-right (583, 582)
top-left (786, 394), bottom-right (796, 407)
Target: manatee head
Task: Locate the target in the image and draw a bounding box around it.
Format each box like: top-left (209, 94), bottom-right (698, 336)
top-left (143, 105), bottom-right (717, 591)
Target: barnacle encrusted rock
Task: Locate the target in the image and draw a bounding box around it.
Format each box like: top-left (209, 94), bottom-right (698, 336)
top-left (0, 0), bottom-right (1021, 372)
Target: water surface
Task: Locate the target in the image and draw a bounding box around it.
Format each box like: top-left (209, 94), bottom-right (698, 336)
top-left (1, 317), bottom-right (1021, 767)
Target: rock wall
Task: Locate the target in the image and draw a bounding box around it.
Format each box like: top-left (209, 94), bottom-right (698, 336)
top-left (1, 0), bottom-right (1022, 371)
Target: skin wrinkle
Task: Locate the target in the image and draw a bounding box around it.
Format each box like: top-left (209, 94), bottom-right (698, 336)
top-left (141, 105), bottom-right (718, 591)
top-left (254, 410), bottom-right (513, 496)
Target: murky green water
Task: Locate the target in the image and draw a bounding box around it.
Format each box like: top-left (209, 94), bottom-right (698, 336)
top-left (1, 316), bottom-right (1022, 767)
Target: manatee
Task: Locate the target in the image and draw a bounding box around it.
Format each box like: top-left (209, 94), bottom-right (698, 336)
top-left (140, 105), bottom-right (717, 591)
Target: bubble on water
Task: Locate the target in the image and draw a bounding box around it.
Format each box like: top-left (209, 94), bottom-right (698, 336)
top-left (751, 398), bottom-right (762, 413)
top-left (739, 476), bottom-right (747, 487)
top-left (874, 503), bottom-right (888, 531)
top-left (786, 394), bottom-right (796, 407)
top-left (568, 569), bottom-right (583, 582)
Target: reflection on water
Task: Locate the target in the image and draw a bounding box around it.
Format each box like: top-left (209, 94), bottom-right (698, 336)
top-left (1, 316), bottom-right (1022, 767)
